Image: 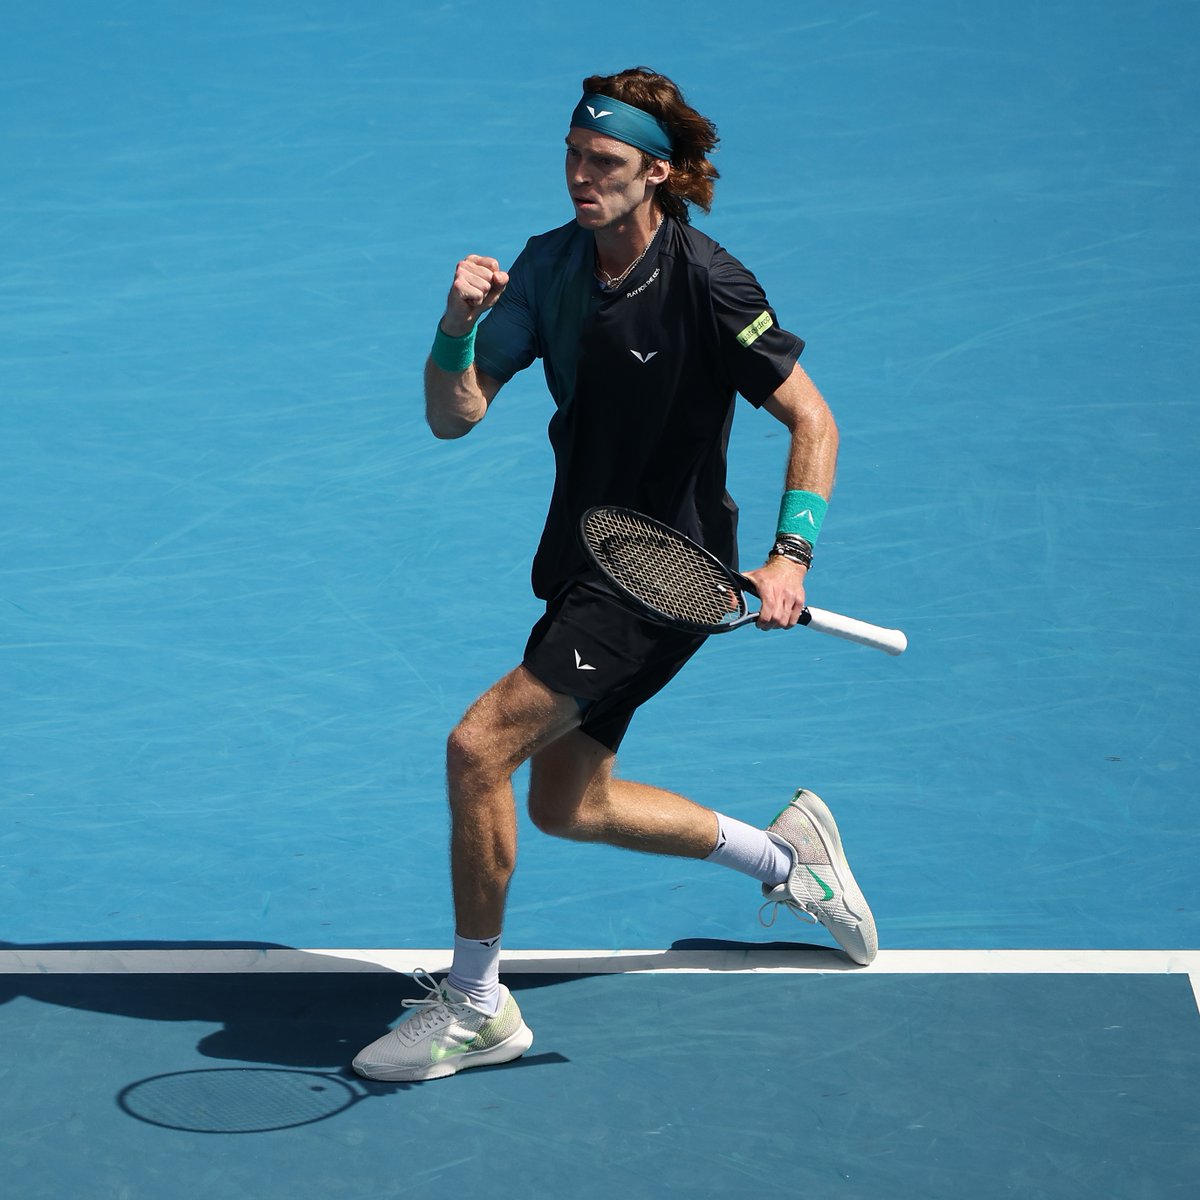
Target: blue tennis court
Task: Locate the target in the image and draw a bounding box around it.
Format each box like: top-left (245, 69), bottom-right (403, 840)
top-left (2, 2), bottom-right (1197, 1196)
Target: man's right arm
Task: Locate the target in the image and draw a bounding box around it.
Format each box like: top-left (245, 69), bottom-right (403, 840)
top-left (425, 254), bottom-right (509, 440)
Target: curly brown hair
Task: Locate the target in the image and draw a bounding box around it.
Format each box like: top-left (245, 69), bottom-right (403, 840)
top-left (581, 66), bottom-right (720, 223)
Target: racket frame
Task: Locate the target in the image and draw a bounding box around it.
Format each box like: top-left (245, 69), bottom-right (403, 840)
top-left (579, 505), bottom-right (908, 655)
top-left (580, 505), bottom-right (756, 635)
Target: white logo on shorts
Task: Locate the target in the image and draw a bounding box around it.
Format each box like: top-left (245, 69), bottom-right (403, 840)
top-left (574, 650), bottom-right (596, 671)
top-left (630, 350), bottom-right (658, 363)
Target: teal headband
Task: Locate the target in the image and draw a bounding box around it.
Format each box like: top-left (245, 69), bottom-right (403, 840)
top-left (570, 93), bottom-right (674, 160)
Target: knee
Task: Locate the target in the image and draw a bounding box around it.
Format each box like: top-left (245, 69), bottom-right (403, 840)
top-left (527, 792), bottom-right (577, 839)
top-left (446, 717), bottom-right (505, 796)
top-left (527, 780), bottom-right (597, 841)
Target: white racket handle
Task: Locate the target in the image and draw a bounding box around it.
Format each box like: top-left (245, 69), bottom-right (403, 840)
top-left (801, 606), bottom-right (908, 656)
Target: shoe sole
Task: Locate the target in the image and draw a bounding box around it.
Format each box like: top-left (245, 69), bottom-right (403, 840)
top-left (787, 789), bottom-right (878, 965)
top-left (354, 1021), bottom-right (534, 1083)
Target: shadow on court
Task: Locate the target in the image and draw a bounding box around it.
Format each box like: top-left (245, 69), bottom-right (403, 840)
top-left (0, 940), bottom-right (590, 1071)
top-left (0, 940), bottom-right (578, 1134)
top-left (0, 935), bottom-right (853, 1073)
top-left (2, 941), bottom-right (1198, 1194)
top-left (0, 935), bottom-right (865, 1139)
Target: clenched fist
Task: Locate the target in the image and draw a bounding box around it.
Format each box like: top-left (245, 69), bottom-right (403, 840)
top-left (441, 255), bottom-right (509, 337)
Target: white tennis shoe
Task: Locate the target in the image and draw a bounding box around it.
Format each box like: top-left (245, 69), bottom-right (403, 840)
top-left (760, 788), bottom-right (878, 965)
top-left (352, 969), bottom-right (534, 1082)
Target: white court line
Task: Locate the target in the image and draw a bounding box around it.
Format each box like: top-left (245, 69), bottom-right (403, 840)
top-left (1, 946), bottom-right (1198, 1013)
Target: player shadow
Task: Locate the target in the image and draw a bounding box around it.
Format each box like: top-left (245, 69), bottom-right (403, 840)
top-left (0, 936), bottom-right (862, 1068)
top-left (0, 939), bottom-right (575, 1073)
top-left (669, 936), bottom-right (868, 967)
top-left (1, 936), bottom-right (858, 1132)
top-left (498, 939), bottom-right (866, 974)
top-left (1, 939), bottom-right (577, 1133)
top-left (0, 935), bottom-right (856, 1069)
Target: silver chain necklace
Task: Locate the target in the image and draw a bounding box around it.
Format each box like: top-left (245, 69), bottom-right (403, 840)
top-left (595, 212), bottom-right (664, 292)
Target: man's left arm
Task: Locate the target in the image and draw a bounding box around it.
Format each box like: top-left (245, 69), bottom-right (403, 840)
top-left (742, 362), bottom-right (839, 630)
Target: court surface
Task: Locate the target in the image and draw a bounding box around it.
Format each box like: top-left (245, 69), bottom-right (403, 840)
top-left (2, 2), bottom-right (1197, 1196)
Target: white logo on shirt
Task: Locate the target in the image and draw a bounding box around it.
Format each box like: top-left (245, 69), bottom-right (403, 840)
top-left (587, 106), bottom-right (613, 119)
top-left (626, 267), bottom-right (660, 299)
top-left (630, 350), bottom-right (658, 363)
top-left (574, 650), bottom-right (597, 671)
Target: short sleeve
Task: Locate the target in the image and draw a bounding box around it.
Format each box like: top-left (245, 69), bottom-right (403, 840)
top-left (709, 250), bottom-right (805, 405)
top-left (474, 244), bottom-right (539, 385)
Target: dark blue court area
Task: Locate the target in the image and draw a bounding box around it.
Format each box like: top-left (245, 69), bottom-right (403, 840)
top-left (2, 1), bottom-right (1197, 1197)
top-left (2, 966), bottom-right (1198, 1199)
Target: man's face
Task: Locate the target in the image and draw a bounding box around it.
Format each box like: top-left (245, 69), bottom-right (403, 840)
top-left (565, 129), bottom-right (665, 230)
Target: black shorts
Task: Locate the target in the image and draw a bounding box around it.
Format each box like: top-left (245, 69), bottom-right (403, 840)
top-left (522, 579), bottom-right (706, 752)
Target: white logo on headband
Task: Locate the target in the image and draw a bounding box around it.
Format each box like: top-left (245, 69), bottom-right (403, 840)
top-left (586, 105), bottom-right (613, 119)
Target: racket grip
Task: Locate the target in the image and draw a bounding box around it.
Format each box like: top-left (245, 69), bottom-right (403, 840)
top-left (801, 606), bottom-right (908, 656)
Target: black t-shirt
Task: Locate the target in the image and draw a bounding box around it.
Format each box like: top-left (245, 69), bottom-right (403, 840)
top-left (475, 215), bottom-right (804, 600)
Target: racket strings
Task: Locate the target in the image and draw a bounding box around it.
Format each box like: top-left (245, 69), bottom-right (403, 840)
top-left (584, 509), bottom-right (741, 627)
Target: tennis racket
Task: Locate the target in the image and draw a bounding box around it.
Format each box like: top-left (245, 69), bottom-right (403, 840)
top-left (579, 506), bottom-right (908, 656)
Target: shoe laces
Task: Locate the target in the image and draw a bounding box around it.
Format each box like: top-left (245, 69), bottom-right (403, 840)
top-left (400, 968), bottom-right (475, 1035)
top-left (758, 891), bottom-right (819, 930)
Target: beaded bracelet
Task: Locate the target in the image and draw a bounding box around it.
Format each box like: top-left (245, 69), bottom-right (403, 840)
top-left (770, 534), bottom-right (814, 569)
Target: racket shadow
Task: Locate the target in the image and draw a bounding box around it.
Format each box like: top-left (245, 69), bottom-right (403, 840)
top-left (117, 1066), bottom-right (406, 1134)
top-left (118, 1051), bottom-right (573, 1133)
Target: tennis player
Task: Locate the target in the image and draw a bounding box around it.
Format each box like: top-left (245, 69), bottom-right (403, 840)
top-left (354, 67), bottom-right (877, 1082)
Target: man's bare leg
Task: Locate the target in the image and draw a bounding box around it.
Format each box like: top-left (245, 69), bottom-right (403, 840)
top-left (445, 668), bottom-right (787, 1008)
top-left (445, 666), bottom-right (582, 940)
top-left (527, 729), bottom-right (720, 857)
top-left (352, 666), bottom-right (579, 1081)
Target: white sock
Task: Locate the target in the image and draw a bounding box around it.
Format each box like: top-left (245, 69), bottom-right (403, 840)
top-left (447, 933), bottom-right (503, 1015)
top-left (706, 812), bottom-right (793, 886)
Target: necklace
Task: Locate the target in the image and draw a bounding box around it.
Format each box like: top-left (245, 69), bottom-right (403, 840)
top-left (595, 213), bottom-right (664, 292)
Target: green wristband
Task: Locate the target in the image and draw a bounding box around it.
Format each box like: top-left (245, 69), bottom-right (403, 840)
top-left (777, 489), bottom-right (828, 543)
top-left (431, 323), bottom-right (476, 372)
